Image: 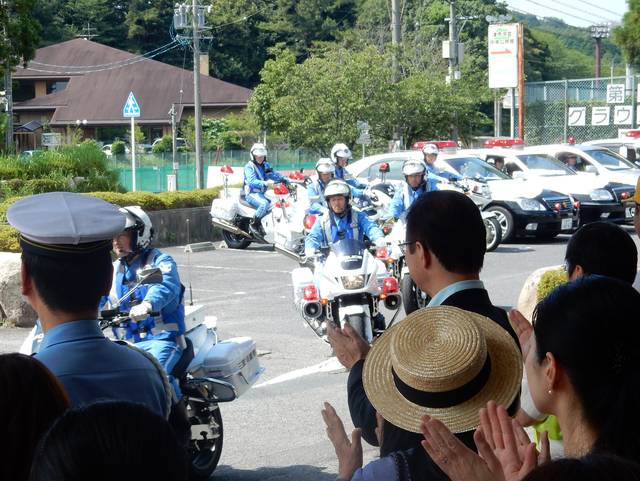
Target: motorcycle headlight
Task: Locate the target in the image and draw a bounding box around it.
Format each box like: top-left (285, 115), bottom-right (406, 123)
top-left (589, 189), bottom-right (613, 201)
top-left (515, 198), bottom-right (545, 211)
top-left (341, 275), bottom-right (365, 289)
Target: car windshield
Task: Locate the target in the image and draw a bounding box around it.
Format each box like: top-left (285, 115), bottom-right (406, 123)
top-left (515, 154), bottom-right (575, 176)
top-left (443, 156), bottom-right (510, 180)
top-left (583, 148), bottom-right (637, 170)
top-left (367, 159), bottom-right (407, 181)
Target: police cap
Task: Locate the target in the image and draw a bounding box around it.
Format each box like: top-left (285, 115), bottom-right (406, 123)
top-left (7, 192), bottom-right (126, 259)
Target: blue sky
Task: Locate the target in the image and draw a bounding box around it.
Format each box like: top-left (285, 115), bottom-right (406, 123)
top-left (504, 0), bottom-right (627, 28)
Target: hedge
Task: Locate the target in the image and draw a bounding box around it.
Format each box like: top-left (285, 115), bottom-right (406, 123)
top-left (536, 268), bottom-right (567, 302)
top-left (0, 187), bottom-right (223, 252)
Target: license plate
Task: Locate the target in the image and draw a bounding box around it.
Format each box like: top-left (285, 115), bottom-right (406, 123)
top-left (626, 206), bottom-right (635, 218)
top-left (561, 218), bottom-right (573, 230)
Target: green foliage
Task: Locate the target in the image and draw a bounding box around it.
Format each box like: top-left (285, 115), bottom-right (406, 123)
top-left (0, 225), bottom-right (20, 252)
top-left (536, 268), bottom-right (567, 301)
top-left (0, 0), bottom-right (41, 70)
top-left (111, 140), bottom-right (126, 155)
top-left (152, 136), bottom-right (173, 153)
top-left (615, 0), bottom-right (640, 68)
top-left (180, 116), bottom-right (245, 151)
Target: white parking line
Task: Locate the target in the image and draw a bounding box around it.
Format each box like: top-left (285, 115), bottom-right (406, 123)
top-left (254, 357), bottom-right (345, 388)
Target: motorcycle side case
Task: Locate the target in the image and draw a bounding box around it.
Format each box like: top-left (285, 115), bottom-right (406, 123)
top-left (210, 197), bottom-right (238, 221)
top-left (200, 337), bottom-right (262, 397)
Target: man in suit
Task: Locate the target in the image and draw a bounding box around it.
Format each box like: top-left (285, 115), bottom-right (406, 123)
top-left (327, 190), bottom-right (519, 451)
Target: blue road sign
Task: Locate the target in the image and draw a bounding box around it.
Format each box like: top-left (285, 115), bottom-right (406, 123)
top-left (123, 92), bottom-right (141, 118)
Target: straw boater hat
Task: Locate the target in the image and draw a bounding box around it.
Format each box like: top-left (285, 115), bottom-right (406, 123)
top-left (363, 306), bottom-right (522, 434)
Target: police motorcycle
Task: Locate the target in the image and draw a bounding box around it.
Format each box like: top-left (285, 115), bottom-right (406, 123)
top-left (291, 181), bottom-right (401, 343)
top-left (20, 267), bottom-right (263, 480)
top-left (210, 164), bottom-right (307, 256)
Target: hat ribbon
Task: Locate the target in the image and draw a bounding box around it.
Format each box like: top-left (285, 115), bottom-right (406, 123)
top-left (391, 355), bottom-right (492, 409)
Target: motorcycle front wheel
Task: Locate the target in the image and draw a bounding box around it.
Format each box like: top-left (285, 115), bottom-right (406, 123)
top-left (188, 401), bottom-right (224, 480)
top-left (345, 313), bottom-right (365, 339)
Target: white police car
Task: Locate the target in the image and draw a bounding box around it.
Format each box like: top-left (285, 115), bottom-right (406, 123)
top-left (347, 150), bottom-right (578, 241)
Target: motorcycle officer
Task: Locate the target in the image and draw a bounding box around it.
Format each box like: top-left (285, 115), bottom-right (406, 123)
top-left (330, 143), bottom-right (367, 199)
top-left (422, 143), bottom-right (462, 182)
top-left (243, 142), bottom-right (291, 238)
top-left (100, 206), bottom-right (185, 399)
top-left (305, 179), bottom-right (385, 257)
top-left (386, 159), bottom-right (440, 220)
top-left (307, 158), bottom-right (335, 215)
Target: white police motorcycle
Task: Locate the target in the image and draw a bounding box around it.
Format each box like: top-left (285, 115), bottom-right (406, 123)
top-left (20, 267), bottom-right (263, 480)
top-left (291, 238), bottom-right (401, 343)
top-left (210, 166), bottom-right (307, 257)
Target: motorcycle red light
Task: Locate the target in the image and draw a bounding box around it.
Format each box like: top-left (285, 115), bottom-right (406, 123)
top-left (303, 285), bottom-right (319, 301)
top-left (273, 184), bottom-right (289, 195)
top-left (376, 247), bottom-right (389, 260)
top-left (567, 136), bottom-right (577, 145)
top-left (574, 201), bottom-right (581, 209)
top-left (379, 162), bottom-right (390, 173)
top-left (303, 214), bottom-right (317, 230)
top-left (382, 225), bottom-right (392, 235)
top-left (275, 201), bottom-right (282, 208)
top-left (622, 192), bottom-right (630, 200)
top-left (289, 171), bottom-right (304, 180)
top-left (221, 165), bottom-right (234, 174)
top-left (554, 202), bottom-right (561, 211)
top-left (383, 277), bottom-right (399, 294)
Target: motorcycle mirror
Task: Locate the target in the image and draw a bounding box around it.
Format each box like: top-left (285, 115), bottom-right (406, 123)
top-left (208, 379), bottom-right (237, 402)
top-left (136, 267), bottom-right (163, 284)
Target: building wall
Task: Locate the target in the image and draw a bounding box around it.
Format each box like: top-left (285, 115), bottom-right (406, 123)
top-left (35, 81), bottom-right (47, 98)
top-left (15, 111), bottom-right (53, 126)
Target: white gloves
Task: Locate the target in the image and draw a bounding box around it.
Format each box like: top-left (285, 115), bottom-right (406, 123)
top-left (265, 179), bottom-right (275, 187)
top-left (130, 301), bottom-right (152, 322)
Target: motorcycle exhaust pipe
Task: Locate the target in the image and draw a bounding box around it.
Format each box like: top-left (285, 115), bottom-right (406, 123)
top-left (303, 301), bottom-right (323, 320)
top-left (274, 244), bottom-right (304, 263)
top-left (211, 218), bottom-right (251, 238)
top-left (384, 294), bottom-right (401, 310)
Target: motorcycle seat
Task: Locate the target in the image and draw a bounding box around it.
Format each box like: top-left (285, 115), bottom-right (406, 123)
top-left (170, 336), bottom-right (194, 378)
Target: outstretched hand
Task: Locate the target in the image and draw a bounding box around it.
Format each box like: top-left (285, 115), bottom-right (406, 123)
top-left (322, 402), bottom-right (363, 481)
top-left (508, 309), bottom-right (533, 360)
top-left (327, 321), bottom-right (370, 370)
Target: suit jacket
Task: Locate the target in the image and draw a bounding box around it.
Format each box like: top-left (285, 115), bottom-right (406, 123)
top-left (347, 287), bottom-right (519, 448)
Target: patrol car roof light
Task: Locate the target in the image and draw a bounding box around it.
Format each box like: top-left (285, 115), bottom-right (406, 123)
top-left (483, 138), bottom-right (524, 148)
top-left (624, 130), bottom-right (640, 138)
top-left (411, 140), bottom-right (458, 152)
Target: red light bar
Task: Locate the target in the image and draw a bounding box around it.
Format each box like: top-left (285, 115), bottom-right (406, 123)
top-left (483, 138), bottom-right (524, 148)
top-left (412, 140), bottom-right (458, 150)
top-left (624, 130), bottom-right (640, 138)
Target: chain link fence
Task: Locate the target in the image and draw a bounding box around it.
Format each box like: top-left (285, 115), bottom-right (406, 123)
top-left (110, 149), bottom-right (322, 192)
top-left (523, 75), bottom-right (639, 145)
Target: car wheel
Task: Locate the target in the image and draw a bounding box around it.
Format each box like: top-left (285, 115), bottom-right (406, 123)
top-left (487, 206), bottom-right (514, 242)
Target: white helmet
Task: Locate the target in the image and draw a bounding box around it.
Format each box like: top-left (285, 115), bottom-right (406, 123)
top-left (324, 179), bottom-right (351, 201)
top-left (250, 142), bottom-right (268, 160)
top-left (422, 144), bottom-right (439, 155)
top-left (120, 206), bottom-right (153, 251)
top-left (330, 143), bottom-right (352, 163)
top-left (402, 159), bottom-right (427, 177)
top-left (315, 158), bottom-right (335, 175)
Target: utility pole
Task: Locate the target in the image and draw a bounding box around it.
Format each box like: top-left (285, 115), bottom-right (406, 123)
top-left (174, 2), bottom-right (212, 190)
top-left (391, 0), bottom-right (401, 81)
top-left (517, 22), bottom-right (525, 140)
top-left (170, 103), bottom-right (178, 190)
top-left (448, 0), bottom-right (457, 85)
top-left (2, 0), bottom-right (13, 151)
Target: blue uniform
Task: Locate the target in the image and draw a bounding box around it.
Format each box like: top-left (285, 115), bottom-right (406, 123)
top-left (101, 247), bottom-right (185, 397)
top-left (305, 208), bottom-right (383, 251)
top-left (307, 177), bottom-right (330, 214)
top-left (35, 320), bottom-right (168, 418)
top-left (243, 160), bottom-right (289, 219)
top-left (335, 166), bottom-right (366, 199)
top-left (426, 163), bottom-right (462, 182)
top-left (387, 176), bottom-right (440, 219)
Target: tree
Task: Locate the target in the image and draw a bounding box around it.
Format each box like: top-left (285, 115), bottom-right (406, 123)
top-left (615, 0), bottom-right (640, 69)
top-left (0, 0), bottom-right (41, 69)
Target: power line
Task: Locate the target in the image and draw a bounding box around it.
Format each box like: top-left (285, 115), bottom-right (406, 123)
top-left (574, 0), bottom-right (620, 19)
top-left (548, 0), bottom-right (617, 22)
top-left (519, 0), bottom-right (605, 26)
top-left (23, 43), bottom-right (181, 75)
top-left (29, 40), bottom-right (179, 70)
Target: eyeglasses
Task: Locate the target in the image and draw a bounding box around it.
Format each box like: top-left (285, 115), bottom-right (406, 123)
top-left (398, 240), bottom-right (416, 256)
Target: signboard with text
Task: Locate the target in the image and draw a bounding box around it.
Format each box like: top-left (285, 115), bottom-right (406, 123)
top-left (488, 23), bottom-right (518, 89)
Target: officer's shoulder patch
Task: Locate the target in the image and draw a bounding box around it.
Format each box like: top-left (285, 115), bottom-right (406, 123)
top-left (158, 261), bottom-right (173, 274)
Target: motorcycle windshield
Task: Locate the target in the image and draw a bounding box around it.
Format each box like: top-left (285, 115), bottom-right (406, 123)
top-left (331, 239), bottom-right (366, 270)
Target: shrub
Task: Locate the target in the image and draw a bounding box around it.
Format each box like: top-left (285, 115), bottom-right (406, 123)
top-left (536, 268), bottom-right (567, 302)
top-left (111, 141), bottom-right (126, 155)
top-left (0, 225), bottom-right (20, 252)
top-left (152, 136), bottom-right (173, 154)
top-left (24, 178), bottom-right (68, 194)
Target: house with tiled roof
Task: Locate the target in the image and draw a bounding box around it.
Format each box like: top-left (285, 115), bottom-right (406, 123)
top-left (12, 39), bottom-right (252, 147)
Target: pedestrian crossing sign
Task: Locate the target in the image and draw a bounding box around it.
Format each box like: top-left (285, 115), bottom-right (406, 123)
top-left (122, 92), bottom-right (141, 118)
